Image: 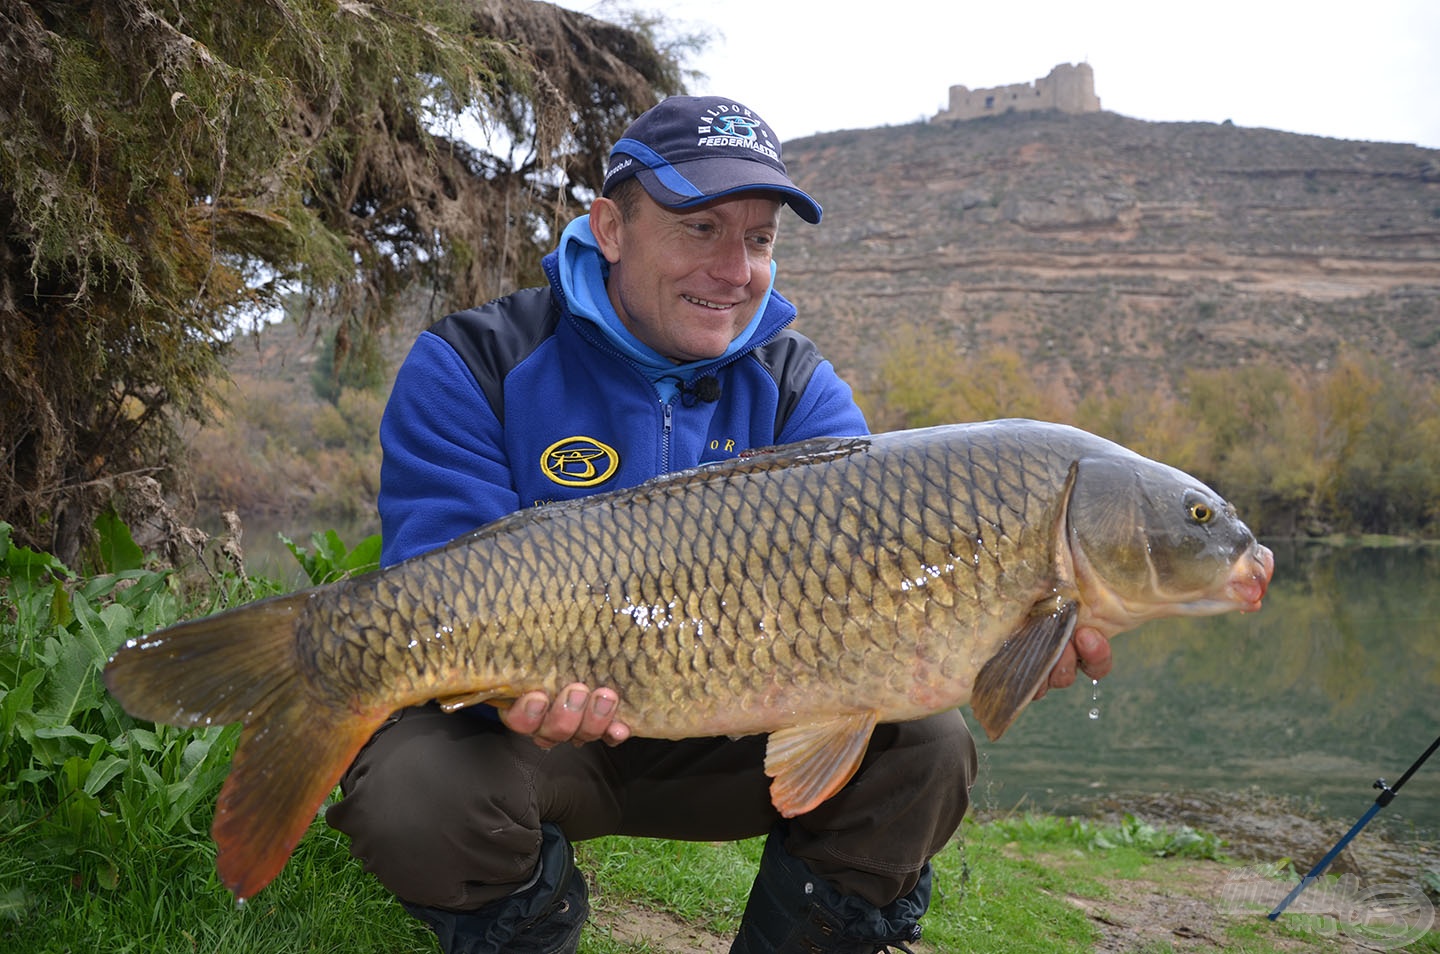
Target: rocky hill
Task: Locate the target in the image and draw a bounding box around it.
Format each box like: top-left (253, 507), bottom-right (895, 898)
top-left (774, 110), bottom-right (1440, 403)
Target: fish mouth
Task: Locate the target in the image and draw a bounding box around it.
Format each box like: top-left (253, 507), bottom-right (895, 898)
top-left (1226, 543), bottom-right (1274, 611)
top-left (1075, 540), bottom-right (1277, 634)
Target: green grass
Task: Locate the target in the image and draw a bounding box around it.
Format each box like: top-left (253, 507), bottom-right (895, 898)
top-left (579, 836), bottom-right (761, 938)
top-left (3, 519), bottom-right (1437, 953)
top-left (925, 824), bottom-right (1101, 952)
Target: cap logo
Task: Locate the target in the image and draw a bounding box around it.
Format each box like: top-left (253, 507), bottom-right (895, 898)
top-left (705, 115), bottom-right (760, 140)
top-left (696, 104), bottom-right (780, 162)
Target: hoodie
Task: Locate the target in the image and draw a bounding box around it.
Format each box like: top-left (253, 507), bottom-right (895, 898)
top-left (376, 216), bottom-right (867, 566)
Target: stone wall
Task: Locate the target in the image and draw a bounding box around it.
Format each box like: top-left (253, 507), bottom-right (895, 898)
top-left (933, 62), bottom-right (1101, 122)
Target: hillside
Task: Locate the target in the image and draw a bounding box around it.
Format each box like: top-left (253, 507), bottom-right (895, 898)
top-left (209, 110), bottom-right (1440, 537)
top-left (773, 110), bottom-right (1440, 403)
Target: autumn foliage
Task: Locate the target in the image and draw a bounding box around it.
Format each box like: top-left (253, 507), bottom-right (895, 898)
top-left (867, 324), bottom-right (1440, 538)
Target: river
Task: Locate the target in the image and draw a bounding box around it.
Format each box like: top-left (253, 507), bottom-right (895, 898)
top-left (970, 542), bottom-right (1440, 840)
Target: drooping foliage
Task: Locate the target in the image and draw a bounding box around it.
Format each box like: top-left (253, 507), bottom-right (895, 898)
top-left (0, 0), bottom-right (684, 564)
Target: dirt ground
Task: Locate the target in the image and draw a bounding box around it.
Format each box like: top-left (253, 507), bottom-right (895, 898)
top-left (1058, 860), bottom-right (1434, 954)
top-left (587, 793), bottom-right (1439, 953)
top-left (589, 865), bottom-right (1433, 953)
top-left (592, 905), bottom-right (732, 953)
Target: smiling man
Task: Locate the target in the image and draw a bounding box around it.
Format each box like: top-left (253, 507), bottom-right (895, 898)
top-left (328, 95), bottom-right (1111, 954)
top-left (591, 190), bottom-right (781, 362)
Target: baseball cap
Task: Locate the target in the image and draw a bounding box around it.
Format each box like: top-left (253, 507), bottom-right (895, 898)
top-left (601, 96), bottom-right (822, 224)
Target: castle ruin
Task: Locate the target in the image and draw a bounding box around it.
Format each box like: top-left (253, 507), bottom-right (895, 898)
top-left (932, 62), bottom-right (1100, 123)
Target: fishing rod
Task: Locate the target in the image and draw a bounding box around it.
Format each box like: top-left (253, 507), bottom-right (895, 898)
top-left (1268, 730), bottom-right (1440, 921)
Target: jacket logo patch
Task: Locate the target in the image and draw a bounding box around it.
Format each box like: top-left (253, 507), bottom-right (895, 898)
top-left (542, 436), bottom-right (620, 488)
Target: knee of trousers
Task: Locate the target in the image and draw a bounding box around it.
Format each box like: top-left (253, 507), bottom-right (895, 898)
top-left (859, 709), bottom-right (979, 825)
top-left (324, 706), bottom-right (546, 909)
top-left (785, 710), bottom-right (979, 904)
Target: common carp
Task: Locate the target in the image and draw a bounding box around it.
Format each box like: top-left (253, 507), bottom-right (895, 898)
top-left (104, 419), bottom-right (1273, 900)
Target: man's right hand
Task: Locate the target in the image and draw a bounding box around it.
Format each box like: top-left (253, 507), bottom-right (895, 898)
top-left (500, 683), bottom-right (631, 749)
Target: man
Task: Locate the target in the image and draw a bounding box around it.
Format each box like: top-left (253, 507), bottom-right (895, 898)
top-left (326, 95), bottom-right (1111, 954)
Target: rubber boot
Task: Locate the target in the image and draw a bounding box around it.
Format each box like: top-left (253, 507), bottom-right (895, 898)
top-left (729, 827), bottom-right (930, 953)
top-left (402, 823), bottom-right (588, 954)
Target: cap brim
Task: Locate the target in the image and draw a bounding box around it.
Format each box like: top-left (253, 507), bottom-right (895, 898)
top-left (635, 158), bottom-right (822, 224)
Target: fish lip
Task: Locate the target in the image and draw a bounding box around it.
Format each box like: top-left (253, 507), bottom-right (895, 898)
top-left (1080, 541), bottom-right (1276, 629)
top-left (1227, 543), bottom-right (1275, 610)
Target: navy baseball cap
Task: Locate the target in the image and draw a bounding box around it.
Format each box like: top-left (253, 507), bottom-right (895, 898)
top-left (601, 96), bottom-right (822, 224)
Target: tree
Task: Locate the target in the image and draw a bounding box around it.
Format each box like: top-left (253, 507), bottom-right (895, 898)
top-left (865, 321), bottom-right (1068, 430)
top-left (0, 0), bottom-right (685, 564)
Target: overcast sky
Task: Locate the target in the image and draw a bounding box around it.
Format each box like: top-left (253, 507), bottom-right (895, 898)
top-left (560, 0), bottom-right (1440, 150)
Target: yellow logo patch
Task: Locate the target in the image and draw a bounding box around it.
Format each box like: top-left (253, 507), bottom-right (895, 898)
top-left (541, 436), bottom-right (620, 488)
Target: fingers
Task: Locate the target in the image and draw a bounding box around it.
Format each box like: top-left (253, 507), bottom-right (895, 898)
top-left (1033, 642), bottom-right (1074, 700)
top-left (499, 683), bottom-right (631, 749)
top-left (1034, 627), bottom-right (1113, 700)
top-left (1073, 627), bottom-right (1113, 681)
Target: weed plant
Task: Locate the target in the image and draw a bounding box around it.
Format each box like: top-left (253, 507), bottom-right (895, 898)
top-left (0, 519), bottom-right (425, 952)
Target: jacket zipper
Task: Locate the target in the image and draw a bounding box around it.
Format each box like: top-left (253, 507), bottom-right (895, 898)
top-left (662, 401), bottom-right (674, 469)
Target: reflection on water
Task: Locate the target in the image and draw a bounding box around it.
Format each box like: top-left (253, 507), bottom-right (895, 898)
top-left (968, 543), bottom-right (1440, 838)
top-left (215, 512), bottom-right (380, 587)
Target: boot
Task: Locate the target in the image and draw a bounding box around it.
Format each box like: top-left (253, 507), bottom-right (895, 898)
top-left (730, 827), bottom-right (930, 953)
top-left (402, 823), bottom-right (588, 954)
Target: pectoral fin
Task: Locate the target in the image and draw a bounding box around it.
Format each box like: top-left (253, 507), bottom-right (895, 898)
top-left (764, 711), bottom-right (879, 817)
top-left (970, 600), bottom-right (1079, 742)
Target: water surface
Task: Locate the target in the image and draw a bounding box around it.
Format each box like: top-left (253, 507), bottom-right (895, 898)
top-left (968, 543), bottom-right (1440, 839)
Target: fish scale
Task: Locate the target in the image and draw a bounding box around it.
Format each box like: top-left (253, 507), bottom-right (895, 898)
top-left (301, 428), bottom-right (1052, 734)
top-left (104, 419), bottom-right (1273, 900)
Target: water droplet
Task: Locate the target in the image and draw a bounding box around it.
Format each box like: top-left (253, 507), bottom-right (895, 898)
top-left (1088, 678), bottom-right (1101, 720)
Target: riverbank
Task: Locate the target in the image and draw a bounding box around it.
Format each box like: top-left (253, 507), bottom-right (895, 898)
top-left (581, 798), bottom-right (1439, 953)
top-left (1075, 789), bottom-right (1439, 892)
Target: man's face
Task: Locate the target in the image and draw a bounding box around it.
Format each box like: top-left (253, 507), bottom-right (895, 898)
top-left (590, 190), bottom-right (782, 363)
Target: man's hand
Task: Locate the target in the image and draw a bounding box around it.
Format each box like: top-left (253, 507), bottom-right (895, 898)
top-left (1035, 626), bottom-right (1112, 700)
top-left (500, 683), bottom-right (631, 749)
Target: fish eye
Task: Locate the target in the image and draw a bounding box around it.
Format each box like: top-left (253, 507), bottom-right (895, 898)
top-left (1188, 500), bottom-right (1214, 525)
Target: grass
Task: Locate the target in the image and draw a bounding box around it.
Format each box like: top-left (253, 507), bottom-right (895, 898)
top-left (580, 836), bottom-right (761, 938)
top-left (3, 520), bottom-right (1436, 953)
top-left (925, 826), bottom-right (1101, 952)
top-left (9, 811), bottom-right (1436, 953)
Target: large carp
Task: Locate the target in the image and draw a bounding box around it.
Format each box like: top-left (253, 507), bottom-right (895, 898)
top-left (105, 419), bottom-right (1272, 899)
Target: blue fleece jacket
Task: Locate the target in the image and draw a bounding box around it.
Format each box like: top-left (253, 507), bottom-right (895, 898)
top-left (377, 216), bottom-right (868, 566)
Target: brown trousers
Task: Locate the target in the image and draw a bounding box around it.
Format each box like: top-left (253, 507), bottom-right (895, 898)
top-left (325, 704), bottom-right (976, 911)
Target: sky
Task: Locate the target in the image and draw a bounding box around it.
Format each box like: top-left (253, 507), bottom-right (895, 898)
top-left (558, 0), bottom-right (1440, 150)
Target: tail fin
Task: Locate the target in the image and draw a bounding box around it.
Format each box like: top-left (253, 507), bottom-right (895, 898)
top-left (104, 593), bottom-right (389, 900)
